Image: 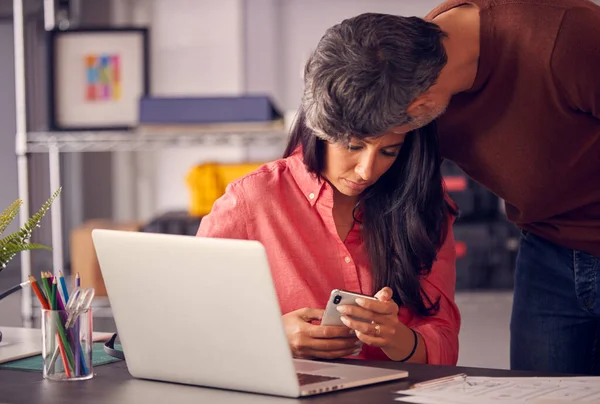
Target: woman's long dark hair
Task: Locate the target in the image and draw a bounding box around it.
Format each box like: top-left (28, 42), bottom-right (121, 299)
top-left (284, 110), bottom-right (456, 317)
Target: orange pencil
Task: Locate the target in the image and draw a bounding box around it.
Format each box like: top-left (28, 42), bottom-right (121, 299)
top-left (33, 274), bottom-right (70, 376)
top-left (56, 331), bottom-right (72, 377)
top-left (28, 276), bottom-right (49, 310)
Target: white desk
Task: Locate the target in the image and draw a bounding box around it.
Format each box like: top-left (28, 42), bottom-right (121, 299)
top-left (0, 326), bottom-right (112, 364)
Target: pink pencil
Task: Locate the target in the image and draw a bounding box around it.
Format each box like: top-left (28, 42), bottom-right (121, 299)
top-left (75, 272), bottom-right (81, 377)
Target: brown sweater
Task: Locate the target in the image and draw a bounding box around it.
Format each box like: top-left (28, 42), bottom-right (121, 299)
top-left (426, 0), bottom-right (600, 257)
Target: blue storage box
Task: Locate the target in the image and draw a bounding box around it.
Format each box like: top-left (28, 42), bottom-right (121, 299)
top-left (138, 95), bottom-right (282, 125)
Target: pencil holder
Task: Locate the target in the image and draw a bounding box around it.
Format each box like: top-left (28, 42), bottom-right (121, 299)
top-left (41, 308), bottom-right (93, 381)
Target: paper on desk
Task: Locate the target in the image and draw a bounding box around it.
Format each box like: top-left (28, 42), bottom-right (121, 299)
top-left (395, 376), bottom-right (600, 404)
top-left (395, 397), bottom-right (600, 404)
top-left (396, 393), bottom-right (499, 404)
top-left (396, 397), bottom-right (459, 404)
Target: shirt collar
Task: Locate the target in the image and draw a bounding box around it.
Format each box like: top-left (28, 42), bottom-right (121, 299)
top-left (287, 147), bottom-right (328, 207)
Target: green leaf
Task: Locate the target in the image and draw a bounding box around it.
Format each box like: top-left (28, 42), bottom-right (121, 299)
top-left (0, 188), bottom-right (61, 270)
top-left (0, 242), bottom-right (51, 269)
top-left (0, 199), bottom-right (22, 235)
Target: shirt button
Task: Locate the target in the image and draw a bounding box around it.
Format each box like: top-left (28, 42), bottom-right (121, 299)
top-left (309, 193), bottom-right (315, 200)
top-left (344, 256), bottom-right (351, 263)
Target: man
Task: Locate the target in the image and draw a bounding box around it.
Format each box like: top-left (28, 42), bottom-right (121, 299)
top-left (297, 0), bottom-right (599, 374)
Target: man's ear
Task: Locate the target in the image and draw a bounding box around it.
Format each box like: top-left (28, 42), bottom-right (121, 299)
top-left (406, 94), bottom-right (436, 120)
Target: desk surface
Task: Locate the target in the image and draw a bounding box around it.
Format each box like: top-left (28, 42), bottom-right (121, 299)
top-left (0, 327), bottom-right (113, 364)
top-left (0, 358), bottom-right (556, 404)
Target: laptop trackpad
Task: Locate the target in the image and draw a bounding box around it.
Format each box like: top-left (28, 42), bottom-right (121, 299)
top-left (294, 360), bottom-right (335, 373)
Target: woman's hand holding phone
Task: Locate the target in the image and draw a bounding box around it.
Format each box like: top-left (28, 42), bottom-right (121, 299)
top-left (281, 308), bottom-right (362, 359)
top-left (336, 287), bottom-right (423, 362)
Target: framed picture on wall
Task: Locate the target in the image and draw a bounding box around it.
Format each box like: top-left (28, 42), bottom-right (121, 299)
top-left (47, 27), bottom-right (150, 131)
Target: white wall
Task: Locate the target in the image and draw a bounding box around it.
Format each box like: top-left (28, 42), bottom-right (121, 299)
top-left (150, 0), bottom-right (244, 96)
top-left (278, 0), bottom-right (442, 110)
top-left (243, 0), bottom-right (284, 108)
top-left (111, 0), bottom-right (284, 218)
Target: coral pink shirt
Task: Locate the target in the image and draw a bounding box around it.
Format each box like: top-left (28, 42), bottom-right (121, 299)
top-left (197, 150), bottom-right (460, 365)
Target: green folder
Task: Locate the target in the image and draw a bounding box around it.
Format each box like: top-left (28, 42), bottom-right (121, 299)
top-left (0, 342), bottom-right (122, 372)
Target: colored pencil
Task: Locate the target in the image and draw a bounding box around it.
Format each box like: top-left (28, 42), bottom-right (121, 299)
top-left (56, 278), bottom-right (89, 376)
top-left (58, 271), bottom-right (69, 305)
top-left (47, 293), bottom-right (66, 371)
top-left (75, 272), bottom-right (81, 376)
top-left (34, 274), bottom-right (59, 374)
top-left (29, 276), bottom-right (49, 310)
top-left (51, 278), bottom-right (57, 311)
top-left (40, 273), bottom-right (52, 304)
top-left (45, 271), bottom-right (54, 288)
top-left (47, 274), bottom-right (74, 377)
top-left (41, 271), bottom-right (89, 378)
top-left (47, 275), bottom-right (75, 376)
top-left (46, 279), bottom-right (89, 377)
top-left (54, 314), bottom-right (75, 375)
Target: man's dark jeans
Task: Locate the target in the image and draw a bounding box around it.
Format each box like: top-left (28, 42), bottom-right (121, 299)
top-left (510, 230), bottom-right (600, 375)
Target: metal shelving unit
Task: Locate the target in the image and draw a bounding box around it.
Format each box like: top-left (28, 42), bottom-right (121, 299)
top-left (12, 0), bottom-right (288, 324)
top-left (21, 129), bottom-right (287, 321)
top-left (25, 130), bottom-right (288, 153)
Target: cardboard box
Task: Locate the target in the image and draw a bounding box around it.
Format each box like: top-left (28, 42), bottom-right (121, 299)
top-left (70, 219), bottom-right (142, 296)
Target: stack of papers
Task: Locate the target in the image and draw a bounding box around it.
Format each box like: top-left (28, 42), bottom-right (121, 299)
top-left (395, 375), bottom-right (600, 404)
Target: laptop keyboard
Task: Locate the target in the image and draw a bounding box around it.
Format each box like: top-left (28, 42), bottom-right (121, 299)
top-left (297, 372), bottom-right (340, 386)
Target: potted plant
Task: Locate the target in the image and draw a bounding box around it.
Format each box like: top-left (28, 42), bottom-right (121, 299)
top-left (0, 188), bottom-right (61, 342)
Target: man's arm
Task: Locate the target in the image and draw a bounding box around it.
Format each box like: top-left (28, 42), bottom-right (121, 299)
top-left (551, 7), bottom-right (600, 119)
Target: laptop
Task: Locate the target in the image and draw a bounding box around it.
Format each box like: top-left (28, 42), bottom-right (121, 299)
top-left (91, 229), bottom-right (408, 398)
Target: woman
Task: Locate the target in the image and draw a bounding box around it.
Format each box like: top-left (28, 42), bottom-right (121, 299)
top-left (198, 16), bottom-right (459, 364)
top-left (197, 111), bottom-right (460, 365)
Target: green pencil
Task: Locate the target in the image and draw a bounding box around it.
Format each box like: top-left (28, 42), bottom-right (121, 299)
top-left (51, 278), bottom-right (57, 311)
top-left (52, 277), bottom-right (75, 371)
top-left (44, 274), bottom-right (75, 373)
top-left (40, 274), bottom-right (52, 304)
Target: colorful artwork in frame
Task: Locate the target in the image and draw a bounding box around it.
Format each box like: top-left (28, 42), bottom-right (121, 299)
top-left (47, 28), bottom-right (150, 131)
top-left (85, 54), bottom-right (121, 102)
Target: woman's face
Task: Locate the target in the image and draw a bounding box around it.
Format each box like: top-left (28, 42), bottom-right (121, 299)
top-left (322, 129), bottom-right (407, 198)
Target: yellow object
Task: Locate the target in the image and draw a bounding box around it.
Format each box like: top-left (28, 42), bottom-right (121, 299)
top-left (186, 162), bottom-right (264, 216)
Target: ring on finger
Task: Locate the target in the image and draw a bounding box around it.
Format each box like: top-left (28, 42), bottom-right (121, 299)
top-left (371, 321), bottom-right (381, 337)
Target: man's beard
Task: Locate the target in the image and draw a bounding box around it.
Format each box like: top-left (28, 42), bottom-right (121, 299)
top-left (409, 104), bottom-right (448, 130)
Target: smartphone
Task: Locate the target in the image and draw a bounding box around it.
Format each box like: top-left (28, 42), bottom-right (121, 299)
top-left (320, 289), bottom-right (378, 327)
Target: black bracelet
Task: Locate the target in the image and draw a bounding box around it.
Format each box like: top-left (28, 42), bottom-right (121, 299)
top-left (398, 328), bottom-right (418, 362)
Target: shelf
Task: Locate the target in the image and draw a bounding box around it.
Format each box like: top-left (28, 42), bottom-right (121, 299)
top-left (25, 129), bottom-right (289, 153)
